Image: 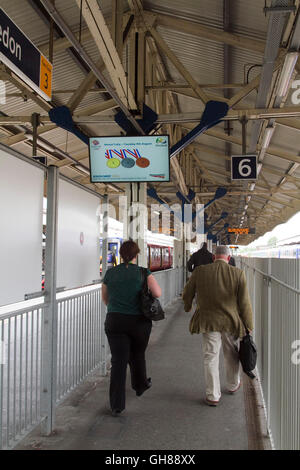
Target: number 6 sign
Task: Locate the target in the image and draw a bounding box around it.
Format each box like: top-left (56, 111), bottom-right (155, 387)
top-left (231, 155), bottom-right (257, 180)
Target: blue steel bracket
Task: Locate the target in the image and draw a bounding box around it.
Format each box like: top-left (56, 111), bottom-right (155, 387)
top-left (205, 211), bottom-right (228, 233)
top-left (49, 106), bottom-right (89, 145)
top-left (115, 103), bottom-right (158, 135)
top-left (170, 100), bottom-right (229, 158)
top-left (192, 187), bottom-right (227, 221)
top-left (147, 187), bottom-right (183, 222)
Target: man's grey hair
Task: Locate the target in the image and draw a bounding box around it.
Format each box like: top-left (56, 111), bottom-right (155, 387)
top-left (215, 245), bottom-right (230, 257)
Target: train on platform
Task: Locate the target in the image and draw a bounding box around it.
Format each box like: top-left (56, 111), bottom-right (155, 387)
top-left (100, 218), bottom-right (174, 272)
top-left (241, 243), bottom-right (300, 259)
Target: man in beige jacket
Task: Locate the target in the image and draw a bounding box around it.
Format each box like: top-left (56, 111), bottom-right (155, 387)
top-left (183, 245), bottom-right (253, 406)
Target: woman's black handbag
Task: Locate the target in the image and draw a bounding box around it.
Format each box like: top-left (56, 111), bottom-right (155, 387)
top-left (239, 328), bottom-right (257, 379)
top-left (139, 268), bottom-right (165, 321)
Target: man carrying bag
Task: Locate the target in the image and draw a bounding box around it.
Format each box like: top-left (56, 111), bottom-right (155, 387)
top-left (183, 246), bottom-right (255, 406)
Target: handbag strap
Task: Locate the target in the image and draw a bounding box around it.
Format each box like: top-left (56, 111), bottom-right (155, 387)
top-left (140, 267), bottom-right (148, 292)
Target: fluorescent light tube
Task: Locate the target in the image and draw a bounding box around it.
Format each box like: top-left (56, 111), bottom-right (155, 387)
top-left (257, 163), bottom-right (263, 175)
top-left (75, 164), bottom-right (90, 175)
top-left (276, 51), bottom-right (299, 98)
top-left (288, 163), bottom-right (299, 175)
top-left (261, 126), bottom-right (275, 149)
top-left (249, 183), bottom-right (255, 191)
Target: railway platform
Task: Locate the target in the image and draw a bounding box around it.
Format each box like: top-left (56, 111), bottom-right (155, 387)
top-left (14, 298), bottom-right (268, 451)
top-left (1, 0), bottom-right (300, 454)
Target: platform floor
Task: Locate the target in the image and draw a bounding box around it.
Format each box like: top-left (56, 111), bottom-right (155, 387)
top-left (16, 298), bottom-right (249, 450)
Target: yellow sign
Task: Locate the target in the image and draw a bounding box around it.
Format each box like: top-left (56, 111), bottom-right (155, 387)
top-left (228, 228), bottom-right (249, 234)
top-left (39, 55), bottom-right (53, 99)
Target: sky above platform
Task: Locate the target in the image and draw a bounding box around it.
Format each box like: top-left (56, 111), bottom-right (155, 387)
top-left (248, 211), bottom-right (300, 247)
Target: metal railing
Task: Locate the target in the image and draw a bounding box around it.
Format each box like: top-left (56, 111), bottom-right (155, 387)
top-left (0, 267), bottom-right (183, 449)
top-left (0, 301), bottom-right (44, 450)
top-left (0, 283), bottom-right (106, 449)
top-left (153, 267), bottom-right (184, 308)
top-left (237, 257), bottom-right (300, 450)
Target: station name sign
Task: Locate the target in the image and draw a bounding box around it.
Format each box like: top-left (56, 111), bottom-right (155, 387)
top-left (0, 8), bottom-right (52, 101)
top-left (228, 228), bottom-right (249, 234)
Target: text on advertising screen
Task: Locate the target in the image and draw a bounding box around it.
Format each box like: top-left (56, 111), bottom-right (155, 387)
top-left (89, 135), bottom-right (170, 183)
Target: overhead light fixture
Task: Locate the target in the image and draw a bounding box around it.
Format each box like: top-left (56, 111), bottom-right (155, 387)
top-left (245, 204), bottom-right (248, 210)
top-left (24, 133), bottom-right (55, 153)
top-left (249, 183), bottom-right (255, 191)
top-left (279, 176), bottom-right (286, 185)
top-left (288, 163), bottom-right (299, 175)
top-left (276, 51), bottom-right (299, 98)
top-left (261, 125), bottom-right (275, 150)
top-left (257, 162), bottom-right (263, 175)
top-left (75, 164), bottom-right (90, 175)
top-left (107, 184), bottom-right (121, 192)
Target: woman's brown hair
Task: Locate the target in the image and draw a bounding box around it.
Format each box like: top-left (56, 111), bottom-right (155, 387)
top-left (119, 240), bottom-right (140, 264)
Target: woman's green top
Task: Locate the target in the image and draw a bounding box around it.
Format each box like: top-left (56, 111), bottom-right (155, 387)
top-left (103, 263), bottom-right (151, 315)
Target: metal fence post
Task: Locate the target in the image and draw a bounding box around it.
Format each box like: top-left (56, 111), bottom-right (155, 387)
top-left (253, 268), bottom-right (256, 342)
top-left (266, 258), bottom-right (272, 434)
top-left (41, 165), bottom-right (59, 435)
top-left (100, 195), bottom-right (108, 376)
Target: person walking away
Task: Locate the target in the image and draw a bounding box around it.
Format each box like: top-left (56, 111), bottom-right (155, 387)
top-left (187, 242), bottom-right (213, 272)
top-left (182, 245), bottom-right (253, 406)
top-left (102, 240), bottom-right (161, 416)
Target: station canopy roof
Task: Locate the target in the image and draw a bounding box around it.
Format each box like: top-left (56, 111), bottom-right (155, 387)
top-left (1, 0), bottom-right (300, 245)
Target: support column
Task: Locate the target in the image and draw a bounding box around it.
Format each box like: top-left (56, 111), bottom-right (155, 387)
top-left (101, 195), bottom-right (109, 278)
top-left (111, 0), bottom-right (123, 59)
top-left (41, 165), bottom-right (59, 435)
top-left (100, 195), bottom-right (109, 376)
top-left (123, 183), bottom-right (148, 267)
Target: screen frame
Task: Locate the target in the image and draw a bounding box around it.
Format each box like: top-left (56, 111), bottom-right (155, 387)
top-left (88, 134), bottom-right (170, 183)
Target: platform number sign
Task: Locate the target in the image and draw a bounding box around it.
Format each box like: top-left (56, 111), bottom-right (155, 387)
top-left (231, 155), bottom-right (257, 180)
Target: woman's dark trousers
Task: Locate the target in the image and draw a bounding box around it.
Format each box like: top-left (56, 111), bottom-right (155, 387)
top-left (104, 312), bottom-right (152, 412)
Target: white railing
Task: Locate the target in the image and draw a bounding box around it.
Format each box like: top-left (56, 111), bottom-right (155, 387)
top-left (153, 267), bottom-right (184, 308)
top-left (0, 267), bottom-right (184, 449)
top-left (0, 283), bottom-right (106, 449)
top-left (237, 257), bottom-right (300, 450)
top-left (0, 302), bottom-right (44, 451)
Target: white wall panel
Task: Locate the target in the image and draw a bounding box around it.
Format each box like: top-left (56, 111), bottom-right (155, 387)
top-left (0, 149), bottom-right (44, 306)
top-left (57, 180), bottom-right (100, 289)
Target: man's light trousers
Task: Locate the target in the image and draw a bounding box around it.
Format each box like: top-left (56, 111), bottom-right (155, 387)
top-left (202, 332), bottom-right (240, 402)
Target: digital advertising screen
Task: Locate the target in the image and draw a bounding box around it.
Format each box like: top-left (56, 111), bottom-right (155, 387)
top-left (89, 135), bottom-right (170, 183)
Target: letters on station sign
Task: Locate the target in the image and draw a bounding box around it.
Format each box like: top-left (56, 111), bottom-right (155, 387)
top-left (228, 228), bottom-right (249, 234)
top-left (231, 155), bottom-right (257, 180)
top-left (0, 8), bottom-right (52, 101)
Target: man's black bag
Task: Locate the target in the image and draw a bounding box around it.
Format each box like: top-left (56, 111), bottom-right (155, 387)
top-left (140, 267), bottom-right (165, 321)
top-left (239, 329), bottom-right (257, 379)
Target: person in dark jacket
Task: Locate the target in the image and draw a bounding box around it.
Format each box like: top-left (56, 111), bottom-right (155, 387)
top-left (187, 242), bottom-right (213, 272)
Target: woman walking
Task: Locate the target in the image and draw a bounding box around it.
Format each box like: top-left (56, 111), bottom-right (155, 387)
top-left (102, 240), bottom-right (162, 416)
